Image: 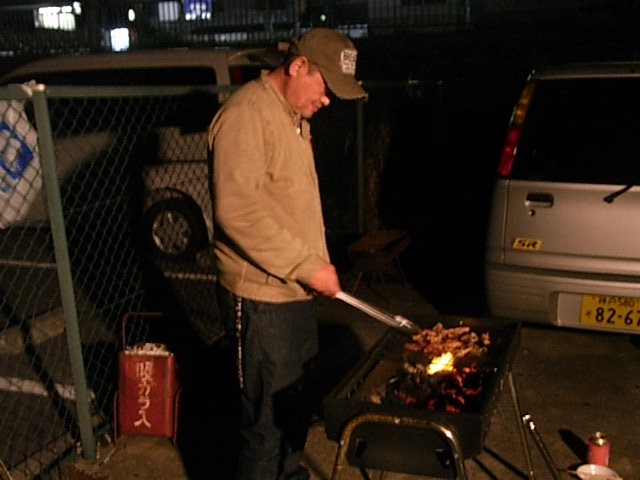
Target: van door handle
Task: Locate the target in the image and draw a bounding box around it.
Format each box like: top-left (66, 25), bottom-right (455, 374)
top-left (525, 192), bottom-right (554, 208)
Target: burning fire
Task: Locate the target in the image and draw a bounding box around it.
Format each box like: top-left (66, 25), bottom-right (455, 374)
top-left (369, 323), bottom-right (492, 412)
top-left (426, 352), bottom-right (455, 375)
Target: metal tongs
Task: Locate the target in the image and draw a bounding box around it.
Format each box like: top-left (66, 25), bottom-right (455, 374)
top-left (334, 291), bottom-right (421, 334)
top-left (522, 414), bottom-right (562, 480)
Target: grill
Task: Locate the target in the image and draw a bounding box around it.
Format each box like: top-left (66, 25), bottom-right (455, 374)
top-left (323, 314), bottom-right (526, 479)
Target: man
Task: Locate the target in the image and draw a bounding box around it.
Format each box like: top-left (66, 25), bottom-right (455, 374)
top-left (208, 28), bottom-right (366, 479)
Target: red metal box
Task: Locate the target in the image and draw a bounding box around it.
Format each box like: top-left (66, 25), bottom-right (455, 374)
top-left (114, 313), bottom-right (180, 442)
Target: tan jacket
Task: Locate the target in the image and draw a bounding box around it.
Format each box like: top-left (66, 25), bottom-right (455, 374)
top-left (208, 72), bottom-right (330, 302)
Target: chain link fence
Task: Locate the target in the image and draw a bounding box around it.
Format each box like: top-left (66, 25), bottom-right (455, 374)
top-left (0, 0), bottom-right (472, 57)
top-left (0, 82), bottom-right (231, 478)
top-left (2, 0), bottom-right (633, 60)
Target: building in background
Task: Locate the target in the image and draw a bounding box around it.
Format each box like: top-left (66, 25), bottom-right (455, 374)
top-left (0, 0), bottom-right (628, 57)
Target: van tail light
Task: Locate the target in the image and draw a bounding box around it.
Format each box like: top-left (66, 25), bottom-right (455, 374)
top-left (497, 81), bottom-right (536, 178)
top-left (497, 126), bottom-right (520, 177)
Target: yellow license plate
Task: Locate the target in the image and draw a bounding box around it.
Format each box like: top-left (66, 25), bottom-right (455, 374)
top-left (580, 294), bottom-right (640, 331)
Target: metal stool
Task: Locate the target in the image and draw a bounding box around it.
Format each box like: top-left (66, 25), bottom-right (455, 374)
top-left (348, 229), bottom-right (410, 293)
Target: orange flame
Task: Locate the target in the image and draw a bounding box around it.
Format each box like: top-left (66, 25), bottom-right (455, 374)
top-left (427, 352), bottom-right (455, 375)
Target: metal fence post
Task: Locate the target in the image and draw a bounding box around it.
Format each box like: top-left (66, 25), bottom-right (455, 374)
top-left (31, 84), bottom-right (97, 461)
top-left (356, 97), bottom-right (365, 234)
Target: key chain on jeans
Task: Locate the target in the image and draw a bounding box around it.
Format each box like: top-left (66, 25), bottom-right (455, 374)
top-left (234, 296), bottom-right (244, 389)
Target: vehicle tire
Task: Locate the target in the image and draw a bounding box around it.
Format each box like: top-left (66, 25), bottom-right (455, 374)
top-left (142, 197), bottom-right (207, 260)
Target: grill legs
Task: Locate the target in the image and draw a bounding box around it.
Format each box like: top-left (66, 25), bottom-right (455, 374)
top-left (329, 372), bottom-right (536, 480)
top-left (329, 413), bottom-right (468, 480)
top-left (508, 372), bottom-right (536, 480)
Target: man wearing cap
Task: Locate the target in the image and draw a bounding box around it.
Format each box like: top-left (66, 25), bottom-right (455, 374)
top-left (208, 28), bottom-right (366, 479)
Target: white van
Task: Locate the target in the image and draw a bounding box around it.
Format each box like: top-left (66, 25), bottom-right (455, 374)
top-left (485, 61), bottom-right (640, 335)
top-left (0, 48), bottom-right (282, 259)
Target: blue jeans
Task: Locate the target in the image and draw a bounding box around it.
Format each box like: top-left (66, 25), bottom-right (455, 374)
top-left (216, 284), bottom-right (318, 480)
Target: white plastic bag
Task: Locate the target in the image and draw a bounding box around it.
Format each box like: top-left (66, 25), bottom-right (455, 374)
top-left (0, 98), bottom-right (41, 228)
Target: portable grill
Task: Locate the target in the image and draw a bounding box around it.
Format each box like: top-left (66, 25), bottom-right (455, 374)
top-left (323, 313), bottom-right (534, 480)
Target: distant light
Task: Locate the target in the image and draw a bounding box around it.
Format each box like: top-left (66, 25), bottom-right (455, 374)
top-left (128, 8), bottom-right (136, 22)
top-left (73, 2), bottom-right (81, 15)
top-left (158, 1), bottom-right (181, 22)
top-left (110, 28), bottom-right (130, 52)
top-left (184, 0), bottom-right (211, 21)
top-left (35, 6), bottom-right (76, 31)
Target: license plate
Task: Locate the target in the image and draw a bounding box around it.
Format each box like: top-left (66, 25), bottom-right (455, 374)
top-left (580, 294), bottom-right (640, 331)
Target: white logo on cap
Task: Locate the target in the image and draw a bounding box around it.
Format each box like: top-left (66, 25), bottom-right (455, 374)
top-left (340, 49), bottom-right (357, 75)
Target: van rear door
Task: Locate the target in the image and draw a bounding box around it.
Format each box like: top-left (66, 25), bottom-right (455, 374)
top-left (501, 77), bottom-right (640, 275)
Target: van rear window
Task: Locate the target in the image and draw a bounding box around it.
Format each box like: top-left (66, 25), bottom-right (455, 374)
top-left (512, 78), bottom-right (640, 184)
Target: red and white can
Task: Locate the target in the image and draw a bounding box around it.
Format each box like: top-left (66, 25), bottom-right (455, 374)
top-left (586, 431), bottom-right (610, 466)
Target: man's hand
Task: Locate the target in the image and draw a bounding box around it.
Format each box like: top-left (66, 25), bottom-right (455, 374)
top-left (307, 261), bottom-right (341, 297)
